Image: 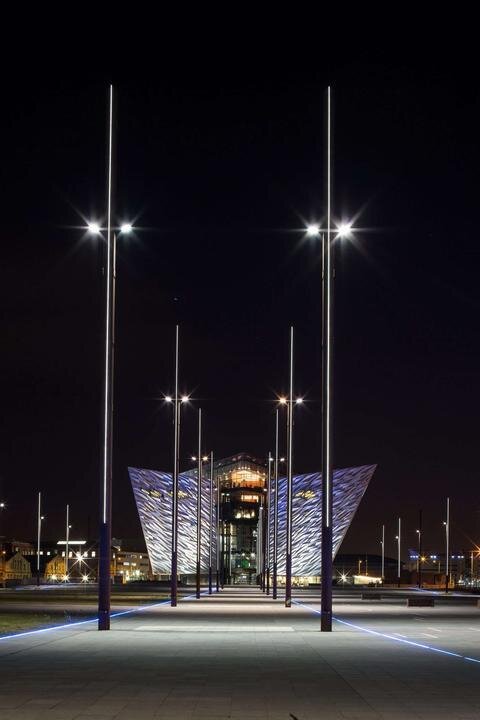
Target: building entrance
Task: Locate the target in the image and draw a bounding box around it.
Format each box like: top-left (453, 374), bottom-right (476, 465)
top-left (217, 454), bottom-right (265, 586)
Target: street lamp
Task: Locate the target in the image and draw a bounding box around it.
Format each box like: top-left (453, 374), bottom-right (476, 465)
top-left (265, 452), bottom-right (273, 595)
top-left (282, 327), bottom-right (304, 609)
top-left (65, 505), bottom-right (70, 579)
top-left (380, 524), bottom-right (385, 583)
top-left (192, 408), bottom-right (207, 600)
top-left (84, 87), bottom-right (136, 631)
top-left (36, 492), bottom-right (44, 586)
top-left (167, 326), bottom-right (190, 607)
top-left (444, 497), bottom-right (450, 593)
top-left (88, 216), bottom-right (135, 628)
top-left (304, 89), bottom-right (355, 631)
top-left (395, 517), bottom-right (401, 588)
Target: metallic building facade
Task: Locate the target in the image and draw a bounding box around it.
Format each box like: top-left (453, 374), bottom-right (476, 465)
top-left (129, 459), bottom-right (375, 578)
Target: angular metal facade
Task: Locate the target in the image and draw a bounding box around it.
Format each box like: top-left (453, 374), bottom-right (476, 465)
top-left (129, 463), bottom-right (376, 576)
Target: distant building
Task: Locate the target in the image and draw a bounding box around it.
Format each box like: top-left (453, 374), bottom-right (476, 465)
top-left (0, 551), bottom-right (32, 584)
top-left (129, 453), bottom-right (376, 584)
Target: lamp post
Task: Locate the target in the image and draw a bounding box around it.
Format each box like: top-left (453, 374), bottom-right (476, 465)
top-left (444, 497), bottom-right (450, 593)
top-left (166, 326), bottom-right (190, 607)
top-left (272, 411), bottom-right (279, 600)
top-left (304, 88), bottom-right (354, 630)
top-left (208, 450), bottom-right (214, 595)
top-left (416, 509), bottom-right (422, 589)
top-left (65, 505), bottom-right (70, 580)
top-left (36, 492), bottom-right (44, 586)
top-left (216, 466), bottom-right (221, 592)
top-left (85, 86), bottom-right (135, 630)
top-left (266, 452), bottom-right (273, 595)
top-left (395, 518), bottom-right (401, 587)
top-left (192, 409), bottom-right (208, 600)
top-left (380, 524), bottom-right (385, 584)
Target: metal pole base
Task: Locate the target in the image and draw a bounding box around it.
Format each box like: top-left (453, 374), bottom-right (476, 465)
top-left (272, 563), bottom-right (277, 600)
top-left (266, 567), bottom-right (270, 595)
top-left (98, 610), bottom-right (110, 631)
top-left (196, 561), bottom-right (201, 599)
top-left (98, 522), bottom-right (111, 630)
top-left (285, 553), bottom-right (292, 608)
top-left (208, 567), bottom-right (212, 595)
top-left (320, 611), bottom-right (332, 632)
top-left (171, 551), bottom-right (177, 607)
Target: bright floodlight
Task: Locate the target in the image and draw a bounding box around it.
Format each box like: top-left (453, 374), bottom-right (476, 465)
top-left (87, 222), bottom-right (101, 234)
top-left (181, 395), bottom-right (189, 404)
top-left (336, 222), bottom-right (352, 238)
top-left (191, 456), bottom-right (197, 461)
top-left (295, 397), bottom-right (304, 404)
top-left (202, 455), bottom-right (208, 462)
top-left (306, 224), bottom-right (320, 237)
top-left (82, 575), bottom-right (89, 582)
top-left (164, 395), bottom-right (173, 403)
top-left (279, 397), bottom-right (287, 405)
top-left (120, 223), bottom-right (133, 234)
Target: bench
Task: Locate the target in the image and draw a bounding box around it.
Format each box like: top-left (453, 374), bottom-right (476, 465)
top-left (407, 597), bottom-right (435, 607)
top-left (361, 593), bottom-right (382, 600)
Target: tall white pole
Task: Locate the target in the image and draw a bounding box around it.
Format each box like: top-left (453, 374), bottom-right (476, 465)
top-left (196, 408), bottom-right (202, 599)
top-left (208, 450), bottom-right (214, 594)
top-left (36, 492), bottom-right (41, 586)
top-left (285, 326), bottom-right (294, 608)
top-left (321, 85), bottom-right (334, 631)
top-left (272, 409), bottom-right (279, 599)
top-left (98, 84), bottom-right (114, 631)
top-left (216, 460), bottom-right (221, 592)
top-left (171, 325), bottom-right (180, 606)
top-left (65, 504), bottom-right (70, 579)
top-left (266, 451), bottom-right (272, 594)
top-left (397, 517), bottom-right (401, 587)
top-left (445, 497), bottom-right (450, 593)
top-left (381, 524), bottom-right (385, 583)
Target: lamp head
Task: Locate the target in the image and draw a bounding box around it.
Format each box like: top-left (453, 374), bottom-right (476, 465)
top-left (164, 395), bottom-right (173, 403)
top-left (181, 395), bottom-right (189, 404)
top-left (306, 224), bottom-right (320, 237)
top-left (279, 397), bottom-right (287, 405)
top-left (295, 397), bottom-right (304, 405)
top-left (87, 222), bottom-right (101, 235)
top-left (336, 222), bottom-right (353, 238)
top-left (120, 223), bottom-right (133, 234)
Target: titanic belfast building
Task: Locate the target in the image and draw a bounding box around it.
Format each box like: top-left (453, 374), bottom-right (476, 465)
top-left (129, 453), bottom-right (376, 585)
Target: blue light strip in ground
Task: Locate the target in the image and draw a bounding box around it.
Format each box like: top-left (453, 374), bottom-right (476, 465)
top-left (292, 598), bottom-right (480, 666)
top-left (0, 589), bottom-right (209, 642)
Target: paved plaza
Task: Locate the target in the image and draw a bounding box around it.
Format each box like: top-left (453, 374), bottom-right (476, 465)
top-left (0, 586), bottom-right (480, 719)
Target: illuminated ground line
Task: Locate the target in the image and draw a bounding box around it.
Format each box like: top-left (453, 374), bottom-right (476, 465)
top-left (292, 599), bottom-right (480, 665)
top-left (0, 590), bottom-right (208, 642)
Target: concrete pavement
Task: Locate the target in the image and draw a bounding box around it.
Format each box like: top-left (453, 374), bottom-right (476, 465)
top-left (0, 586), bottom-right (479, 719)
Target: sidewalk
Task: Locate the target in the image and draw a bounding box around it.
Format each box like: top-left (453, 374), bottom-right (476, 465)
top-left (0, 586), bottom-right (479, 719)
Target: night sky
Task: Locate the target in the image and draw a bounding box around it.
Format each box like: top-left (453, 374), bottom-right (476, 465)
top-left (1, 35), bottom-right (479, 560)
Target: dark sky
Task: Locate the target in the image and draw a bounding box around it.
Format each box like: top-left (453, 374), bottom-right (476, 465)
top-left (1, 32), bottom-right (479, 559)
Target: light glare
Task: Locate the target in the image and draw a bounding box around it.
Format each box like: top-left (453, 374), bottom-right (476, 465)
top-left (87, 222), bottom-right (101, 235)
top-left (120, 223), bottom-right (133, 234)
top-left (336, 222), bottom-right (352, 238)
top-left (306, 224), bottom-right (320, 237)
